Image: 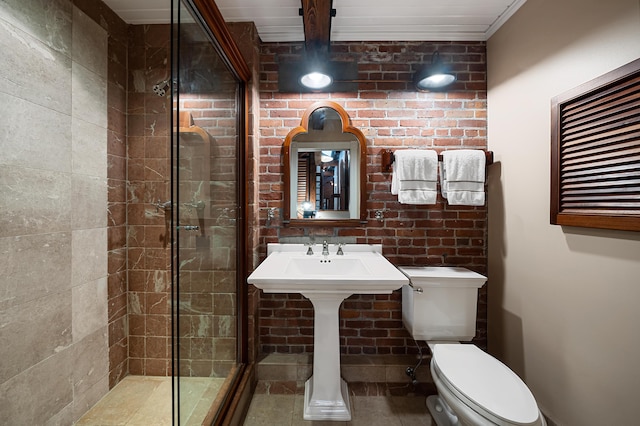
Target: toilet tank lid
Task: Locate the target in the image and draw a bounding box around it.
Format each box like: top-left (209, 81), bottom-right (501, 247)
top-left (433, 344), bottom-right (540, 425)
top-left (398, 266), bottom-right (487, 288)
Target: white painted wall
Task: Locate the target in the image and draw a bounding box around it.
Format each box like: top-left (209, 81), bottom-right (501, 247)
top-left (487, 0), bottom-right (640, 424)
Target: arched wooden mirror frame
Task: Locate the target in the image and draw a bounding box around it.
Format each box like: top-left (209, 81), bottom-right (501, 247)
top-left (283, 101), bottom-right (367, 226)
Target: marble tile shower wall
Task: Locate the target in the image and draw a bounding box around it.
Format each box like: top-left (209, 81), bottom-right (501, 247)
top-left (103, 0), bottom-right (129, 390)
top-left (177, 92), bottom-right (240, 377)
top-left (126, 27), bottom-right (241, 378)
top-left (0, 2), bottom-right (242, 421)
top-left (126, 24), bottom-right (173, 377)
top-left (0, 2), bottom-right (110, 424)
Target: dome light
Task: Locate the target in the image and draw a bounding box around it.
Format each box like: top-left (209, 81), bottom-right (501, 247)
top-left (300, 71), bottom-right (333, 90)
top-left (414, 51), bottom-right (456, 91)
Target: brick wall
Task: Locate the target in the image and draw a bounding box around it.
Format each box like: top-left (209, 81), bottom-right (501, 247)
top-left (256, 41), bottom-right (488, 355)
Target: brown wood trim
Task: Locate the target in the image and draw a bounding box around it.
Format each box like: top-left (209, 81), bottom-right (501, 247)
top-left (553, 58), bottom-right (640, 105)
top-left (185, 3), bottom-right (252, 426)
top-left (220, 364), bottom-right (256, 426)
top-left (550, 101), bottom-right (561, 224)
top-left (201, 363), bottom-right (254, 426)
top-left (301, 0), bottom-right (333, 54)
top-left (191, 0), bottom-right (251, 82)
top-left (555, 213), bottom-right (640, 232)
top-left (283, 101), bottom-right (368, 225)
top-left (288, 219), bottom-right (366, 227)
top-left (202, 364), bottom-right (239, 425)
top-left (175, 111), bottom-right (210, 143)
top-left (550, 57), bottom-right (640, 232)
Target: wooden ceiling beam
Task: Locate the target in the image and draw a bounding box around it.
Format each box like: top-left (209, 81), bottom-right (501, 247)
top-left (300, 0), bottom-right (334, 55)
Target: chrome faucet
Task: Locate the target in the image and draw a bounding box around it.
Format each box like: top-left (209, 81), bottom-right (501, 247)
top-left (336, 243), bottom-right (344, 255)
top-left (322, 240), bottom-right (329, 256)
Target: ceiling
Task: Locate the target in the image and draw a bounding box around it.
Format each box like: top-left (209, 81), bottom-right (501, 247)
top-left (101, 0), bottom-right (526, 41)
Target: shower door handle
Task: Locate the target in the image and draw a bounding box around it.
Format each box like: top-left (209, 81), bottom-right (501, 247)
top-left (176, 225), bottom-right (199, 231)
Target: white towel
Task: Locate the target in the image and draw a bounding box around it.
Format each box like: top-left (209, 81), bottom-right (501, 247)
top-left (391, 150), bottom-right (438, 204)
top-left (441, 150), bottom-right (486, 206)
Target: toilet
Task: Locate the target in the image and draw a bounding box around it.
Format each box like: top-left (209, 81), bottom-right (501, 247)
top-left (399, 266), bottom-right (546, 426)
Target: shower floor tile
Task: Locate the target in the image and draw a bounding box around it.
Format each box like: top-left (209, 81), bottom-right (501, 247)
top-left (76, 375), bottom-right (225, 425)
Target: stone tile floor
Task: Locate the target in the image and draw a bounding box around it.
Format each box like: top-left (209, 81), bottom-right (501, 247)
top-left (75, 375), bottom-right (434, 425)
top-left (243, 393), bottom-right (434, 426)
top-left (248, 353), bottom-right (435, 425)
top-left (76, 375), bottom-right (224, 426)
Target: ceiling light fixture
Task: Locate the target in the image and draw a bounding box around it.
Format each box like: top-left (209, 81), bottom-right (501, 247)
top-left (414, 51), bottom-right (456, 91)
top-left (299, 48), bottom-right (333, 90)
top-left (300, 70), bottom-right (332, 90)
top-left (298, 0), bottom-right (335, 91)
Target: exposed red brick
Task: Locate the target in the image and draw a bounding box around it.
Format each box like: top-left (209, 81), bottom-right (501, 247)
top-left (256, 40), bottom-right (488, 355)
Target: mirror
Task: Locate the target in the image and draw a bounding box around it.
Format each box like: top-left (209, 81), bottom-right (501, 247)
top-left (293, 147), bottom-right (353, 219)
top-left (284, 101), bottom-right (367, 225)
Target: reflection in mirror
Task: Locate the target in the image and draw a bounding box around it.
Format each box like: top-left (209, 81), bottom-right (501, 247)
top-left (295, 150), bottom-right (350, 219)
top-left (284, 101), bottom-right (367, 225)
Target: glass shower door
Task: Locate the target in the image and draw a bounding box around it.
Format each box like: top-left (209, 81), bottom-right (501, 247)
top-left (171, 1), bottom-right (242, 423)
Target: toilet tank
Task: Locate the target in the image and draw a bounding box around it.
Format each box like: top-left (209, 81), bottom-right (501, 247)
top-left (399, 267), bottom-right (487, 341)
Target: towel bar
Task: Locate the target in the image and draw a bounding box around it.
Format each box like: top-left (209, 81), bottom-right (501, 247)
top-left (381, 149), bottom-right (493, 173)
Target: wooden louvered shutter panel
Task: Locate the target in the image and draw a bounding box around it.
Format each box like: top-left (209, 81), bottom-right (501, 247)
top-left (297, 155), bottom-right (311, 209)
top-left (551, 58), bottom-right (640, 232)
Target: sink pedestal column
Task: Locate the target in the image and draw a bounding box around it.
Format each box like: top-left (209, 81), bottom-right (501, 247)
top-left (301, 292), bottom-right (352, 421)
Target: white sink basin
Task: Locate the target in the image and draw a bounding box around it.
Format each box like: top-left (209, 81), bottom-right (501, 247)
top-left (284, 256), bottom-right (369, 276)
top-left (247, 244), bottom-right (408, 421)
top-left (247, 244), bottom-right (408, 294)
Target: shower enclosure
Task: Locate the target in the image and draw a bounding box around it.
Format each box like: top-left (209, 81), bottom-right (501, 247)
top-left (170, 0), bottom-right (248, 423)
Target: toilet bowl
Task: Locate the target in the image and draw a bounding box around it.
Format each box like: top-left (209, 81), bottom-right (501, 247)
top-left (398, 267), bottom-right (546, 426)
top-left (428, 344), bottom-right (546, 426)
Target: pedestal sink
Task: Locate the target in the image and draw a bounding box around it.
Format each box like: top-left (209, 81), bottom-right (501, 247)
top-left (247, 244), bottom-right (409, 421)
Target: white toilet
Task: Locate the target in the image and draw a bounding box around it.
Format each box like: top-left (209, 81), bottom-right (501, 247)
top-left (399, 266), bottom-right (546, 426)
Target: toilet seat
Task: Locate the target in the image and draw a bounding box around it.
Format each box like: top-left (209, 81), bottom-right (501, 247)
top-left (432, 344), bottom-right (542, 426)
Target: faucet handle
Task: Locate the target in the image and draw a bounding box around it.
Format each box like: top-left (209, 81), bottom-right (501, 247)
top-left (305, 242), bottom-right (314, 255)
top-left (336, 243), bottom-right (344, 256)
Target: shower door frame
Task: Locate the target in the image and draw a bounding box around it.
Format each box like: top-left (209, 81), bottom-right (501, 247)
top-left (171, 0), bottom-right (251, 424)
